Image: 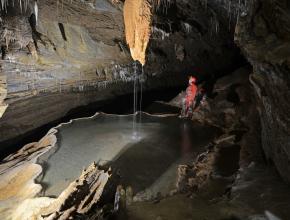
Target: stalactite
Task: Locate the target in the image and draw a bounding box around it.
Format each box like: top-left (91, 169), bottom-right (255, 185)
top-left (209, 11), bottom-right (219, 35)
top-left (0, 0), bottom-right (34, 12)
top-left (183, 22), bottom-right (192, 33)
top-left (153, 0), bottom-right (172, 13)
top-left (123, 0), bottom-right (175, 65)
top-left (123, 0), bottom-right (152, 66)
top-left (152, 26), bottom-right (170, 40)
top-left (34, 0), bottom-right (38, 24)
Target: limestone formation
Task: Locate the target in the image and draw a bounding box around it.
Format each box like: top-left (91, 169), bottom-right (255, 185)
top-left (0, 125), bottom-right (110, 220)
top-left (123, 0), bottom-right (152, 65)
top-left (11, 164), bottom-right (110, 220)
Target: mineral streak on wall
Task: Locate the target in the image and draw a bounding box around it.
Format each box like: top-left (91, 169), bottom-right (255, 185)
top-left (0, 74), bottom-right (8, 118)
top-left (123, 0), bottom-right (152, 65)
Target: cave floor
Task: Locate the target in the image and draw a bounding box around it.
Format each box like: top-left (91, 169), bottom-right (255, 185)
top-left (117, 194), bottom-right (241, 220)
top-left (117, 165), bottom-right (290, 220)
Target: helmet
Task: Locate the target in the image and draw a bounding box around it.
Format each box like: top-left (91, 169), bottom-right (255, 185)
top-left (189, 76), bottom-right (196, 84)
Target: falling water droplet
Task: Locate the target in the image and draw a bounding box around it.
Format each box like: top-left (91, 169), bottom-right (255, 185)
top-left (132, 61), bottom-right (138, 137)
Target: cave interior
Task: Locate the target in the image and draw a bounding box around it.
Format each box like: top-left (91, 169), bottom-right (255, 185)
top-left (0, 0), bottom-right (290, 220)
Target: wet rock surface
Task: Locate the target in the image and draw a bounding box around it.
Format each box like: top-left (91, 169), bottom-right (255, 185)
top-left (235, 0), bottom-right (290, 183)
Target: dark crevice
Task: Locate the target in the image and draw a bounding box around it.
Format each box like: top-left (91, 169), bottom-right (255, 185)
top-left (58, 23), bottom-right (67, 41)
top-left (227, 84), bottom-right (241, 104)
top-left (1, 46), bottom-right (7, 59)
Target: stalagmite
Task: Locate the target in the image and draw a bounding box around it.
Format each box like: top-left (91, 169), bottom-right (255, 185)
top-left (123, 0), bottom-right (152, 65)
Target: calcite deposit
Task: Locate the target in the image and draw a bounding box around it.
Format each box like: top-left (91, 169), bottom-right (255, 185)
top-left (124, 0), bottom-right (152, 65)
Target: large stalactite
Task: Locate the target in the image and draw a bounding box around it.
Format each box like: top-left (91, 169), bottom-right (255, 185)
top-left (123, 0), bottom-right (152, 65)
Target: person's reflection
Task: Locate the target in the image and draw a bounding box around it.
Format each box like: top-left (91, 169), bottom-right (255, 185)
top-left (181, 121), bottom-right (193, 156)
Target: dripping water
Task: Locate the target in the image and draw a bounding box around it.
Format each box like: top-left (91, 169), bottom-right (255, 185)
top-left (138, 66), bottom-right (144, 133)
top-left (132, 61), bottom-right (138, 139)
top-left (132, 62), bottom-right (145, 140)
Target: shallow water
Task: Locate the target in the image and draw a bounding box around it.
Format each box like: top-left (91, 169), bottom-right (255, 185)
top-left (38, 113), bottom-right (218, 197)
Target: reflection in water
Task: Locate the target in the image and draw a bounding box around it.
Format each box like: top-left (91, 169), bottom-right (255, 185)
top-left (181, 122), bottom-right (193, 156)
top-left (131, 130), bottom-right (142, 141)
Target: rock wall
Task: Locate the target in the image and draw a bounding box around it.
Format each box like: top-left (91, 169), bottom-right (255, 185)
top-left (235, 0), bottom-right (290, 183)
top-left (0, 0), bottom-right (133, 144)
top-left (145, 0), bottom-right (245, 81)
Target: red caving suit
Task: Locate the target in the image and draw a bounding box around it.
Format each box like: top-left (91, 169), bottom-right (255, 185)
top-left (185, 83), bottom-right (197, 109)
